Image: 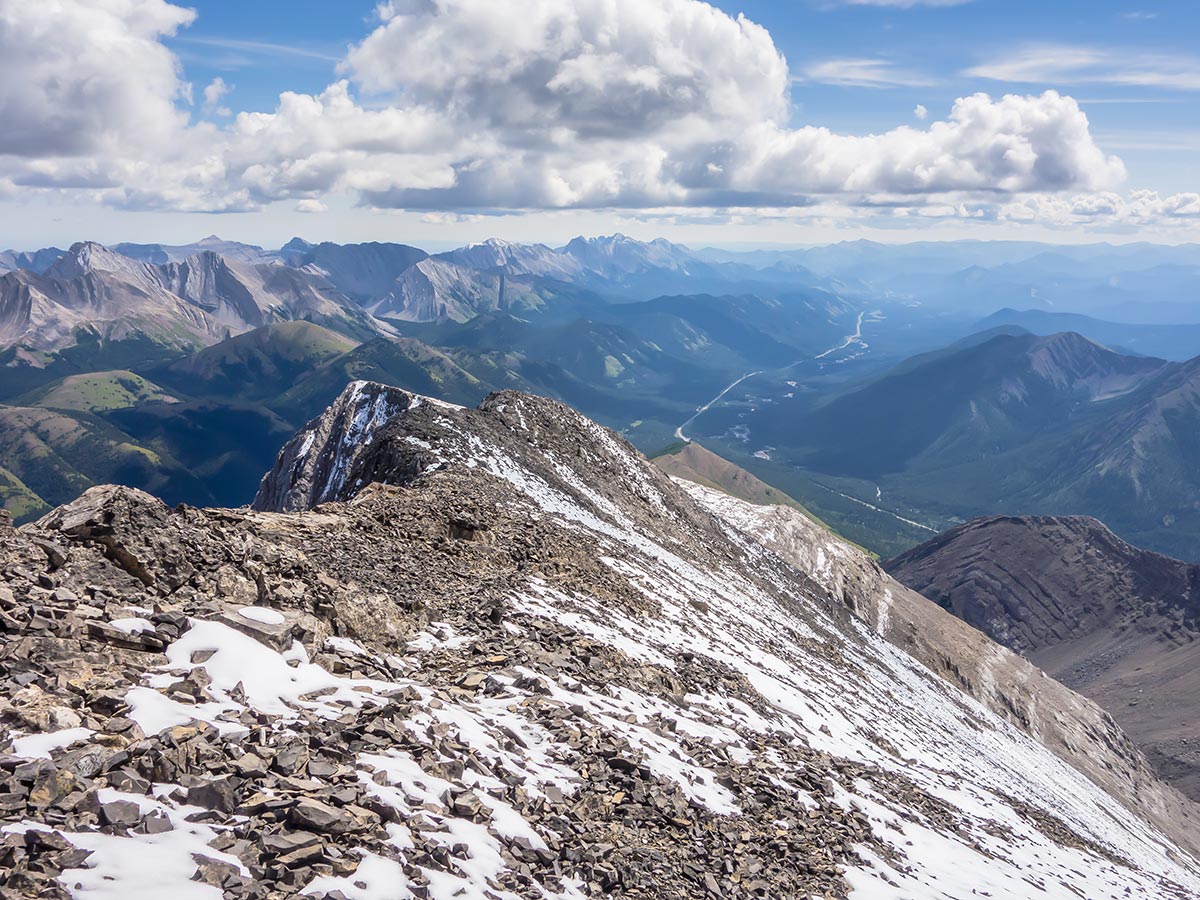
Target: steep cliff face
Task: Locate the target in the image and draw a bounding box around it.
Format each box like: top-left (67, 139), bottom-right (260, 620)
top-left (2, 384), bottom-right (1199, 899)
top-left (0, 275), bottom-right (35, 345)
top-left (152, 252), bottom-right (386, 341)
top-left (2, 243), bottom-right (231, 354)
top-left (886, 515), bottom-right (1200, 653)
top-left (154, 252), bottom-right (270, 330)
top-left (887, 514), bottom-right (1200, 798)
top-left (252, 381), bottom-right (426, 513)
top-left (370, 258), bottom-right (499, 322)
top-left (293, 240), bottom-right (428, 303)
top-left (368, 257), bottom-right (585, 324)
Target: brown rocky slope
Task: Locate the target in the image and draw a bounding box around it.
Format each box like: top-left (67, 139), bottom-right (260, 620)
top-left (886, 513), bottom-right (1200, 798)
top-left (0, 383), bottom-right (1195, 898)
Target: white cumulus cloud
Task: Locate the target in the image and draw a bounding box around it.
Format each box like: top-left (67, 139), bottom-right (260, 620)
top-left (345, 0), bottom-right (790, 140)
top-left (0, 0), bottom-right (194, 159)
top-left (0, 0), bottom-right (1183, 234)
top-left (203, 77), bottom-right (232, 115)
top-left (716, 91), bottom-right (1126, 199)
top-left (1000, 190), bottom-right (1200, 227)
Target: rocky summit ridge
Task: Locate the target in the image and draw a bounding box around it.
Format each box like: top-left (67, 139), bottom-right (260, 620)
top-left (0, 381), bottom-right (1197, 899)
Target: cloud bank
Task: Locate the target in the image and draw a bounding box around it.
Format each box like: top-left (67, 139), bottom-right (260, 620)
top-left (0, 0), bottom-right (1191, 233)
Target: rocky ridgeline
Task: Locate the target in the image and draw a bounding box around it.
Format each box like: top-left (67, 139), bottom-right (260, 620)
top-left (0, 486), bottom-right (875, 899)
top-left (0, 382), bottom-right (1197, 899)
top-left (885, 514), bottom-right (1200, 654)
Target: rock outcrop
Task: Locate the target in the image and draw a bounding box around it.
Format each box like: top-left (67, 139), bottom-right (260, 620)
top-left (0, 384), bottom-right (1198, 899)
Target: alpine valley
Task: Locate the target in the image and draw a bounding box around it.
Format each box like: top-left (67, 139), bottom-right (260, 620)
top-left (5, 234), bottom-right (1200, 565)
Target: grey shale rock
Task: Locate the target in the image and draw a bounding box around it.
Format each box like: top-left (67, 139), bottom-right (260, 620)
top-left (887, 513), bottom-right (1200, 799)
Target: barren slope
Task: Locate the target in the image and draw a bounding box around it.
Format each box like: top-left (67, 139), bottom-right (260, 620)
top-left (0, 383), bottom-right (1196, 899)
top-left (887, 514), bottom-right (1200, 797)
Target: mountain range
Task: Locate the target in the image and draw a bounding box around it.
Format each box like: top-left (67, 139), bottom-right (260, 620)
top-left (0, 233), bottom-right (860, 377)
top-left (979, 308), bottom-right (1200, 361)
top-left (0, 235), bottom-right (871, 524)
top-left (710, 329), bottom-right (1200, 559)
top-left (4, 232), bottom-right (1200, 567)
top-left (0, 241), bottom-right (388, 364)
top-left (700, 239), bottom-right (1200, 323)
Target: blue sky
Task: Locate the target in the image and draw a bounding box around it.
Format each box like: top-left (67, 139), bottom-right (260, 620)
top-left (166, 2), bottom-right (373, 110)
top-left (758, 0), bottom-right (1200, 197)
top-left (1, 0), bottom-right (1197, 249)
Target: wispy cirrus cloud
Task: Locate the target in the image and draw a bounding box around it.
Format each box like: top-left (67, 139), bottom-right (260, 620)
top-left (1092, 130), bottom-right (1200, 152)
top-left (172, 35), bottom-right (343, 64)
top-left (801, 57), bottom-right (934, 88)
top-left (968, 44), bottom-right (1200, 91)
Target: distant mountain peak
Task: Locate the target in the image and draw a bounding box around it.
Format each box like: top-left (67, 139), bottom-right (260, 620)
top-left (50, 241), bottom-right (147, 280)
top-left (560, 233), bottom-right (697, 276)
top-left (1022, 330), bottom-right (1168, 391)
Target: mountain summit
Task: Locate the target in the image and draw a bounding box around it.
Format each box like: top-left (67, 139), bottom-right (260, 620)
top-left (1, 381), bottom-right (1198, 896)
top-left (249, 380), bottom-right (1200, 893)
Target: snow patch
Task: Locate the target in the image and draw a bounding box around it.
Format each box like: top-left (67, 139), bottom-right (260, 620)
top-left (235, 606), bottom-right (285, 626)
top-left (10, 727), bottom-right (94, 759)
top-left (4, 788), bottom-right (246, 900)
top-left (107, 617), bottom-right (155, 635)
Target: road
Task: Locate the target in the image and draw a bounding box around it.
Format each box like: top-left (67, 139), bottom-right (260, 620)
top-left (808, 480), bottom-right (937, 533)
top-left (674, 370), bottom-right (764, 441)
top-left (672, 309), bottom-right (937, 534)
top-left (674, 311), bottom-right (866, 443)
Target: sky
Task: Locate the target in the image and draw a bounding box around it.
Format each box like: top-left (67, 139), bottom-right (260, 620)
top-left (0, 0), bottom-right (1197, 250)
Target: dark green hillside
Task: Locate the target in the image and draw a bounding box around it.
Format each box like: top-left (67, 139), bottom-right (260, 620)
top-left (0, 404), bottom-right (212, 520)
top-left (106, 401), bottom-right (295, 508)
top-left (151, 320), bottom-right (357, 402)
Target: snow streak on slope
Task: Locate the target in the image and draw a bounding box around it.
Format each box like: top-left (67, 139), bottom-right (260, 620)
top-left (4, 617), bottom-right (598, 900)
top-left (142, 383), bottom-right (1200, 898)
top-left (454, 429), bottom-right (1200, 898)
